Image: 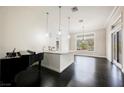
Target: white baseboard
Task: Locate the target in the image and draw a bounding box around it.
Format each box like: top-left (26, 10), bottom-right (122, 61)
top-left (75, 54), bottom-right (106, 58)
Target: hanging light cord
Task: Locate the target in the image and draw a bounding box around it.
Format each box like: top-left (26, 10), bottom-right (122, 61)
top-left (68, 17), bottom-right (70, 33)
top-left (59, 6), bottom-right (61, 32)
top-left (82, 25), bottom-right (84, 40)
top-left (46, 12), bottom-right (49, 32)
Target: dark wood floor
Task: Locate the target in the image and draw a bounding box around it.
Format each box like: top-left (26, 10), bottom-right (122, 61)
top-left (2, 56), bottom-right (124, 87)
top-left (39, 56), bottom-right (124, 87)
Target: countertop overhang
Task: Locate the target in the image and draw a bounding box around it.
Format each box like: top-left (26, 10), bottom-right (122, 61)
top-left (44, 50), bottom-right (76, 55)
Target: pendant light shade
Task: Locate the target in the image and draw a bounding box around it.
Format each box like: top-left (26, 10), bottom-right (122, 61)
top-left (45, 12), bottom-right (49, 37)
top-left (68, 17), bottom-right (71, 39)
top-left (68, 35), bottom-right (71, 39)
top-left (58, 31), bottom-right (62, 35)
top-left (58, 6), bottom-right (62, 35)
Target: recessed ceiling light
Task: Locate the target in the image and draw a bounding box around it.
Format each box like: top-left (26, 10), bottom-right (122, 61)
top-left (79, 19), bottom-right (83, 23)
top-left (72, 6), bottom-right (78, 12)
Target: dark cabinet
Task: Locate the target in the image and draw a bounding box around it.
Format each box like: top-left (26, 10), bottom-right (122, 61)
top-left (0, 52), bottom-right (44, 83)
top-left (0, 57), bottom-right (29, 83)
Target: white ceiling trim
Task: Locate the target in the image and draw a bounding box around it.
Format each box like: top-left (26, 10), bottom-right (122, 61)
top-left (103, 6), bottom-right (119, 28)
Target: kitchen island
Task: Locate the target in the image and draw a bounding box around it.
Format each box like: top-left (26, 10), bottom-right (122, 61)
top-left (42, 51), bottom-right (75, 73)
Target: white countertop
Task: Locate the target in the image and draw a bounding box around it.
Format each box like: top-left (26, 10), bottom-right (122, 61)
top-left (44, 50), bottom-right (76, 55)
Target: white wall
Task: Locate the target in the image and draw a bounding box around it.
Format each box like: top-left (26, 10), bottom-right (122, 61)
top-left (0, 7), bottom-right (6, 57)
top-left (0, 6), bottom-right (49, 57)
top-left (106, 26), bottom-right (112, 61)
top-left (0, 6), bottom-right (70, 58)
top-left (70, 28), bottom-right (106, 57)
top-left (0, 8), bottom-right (3, 57)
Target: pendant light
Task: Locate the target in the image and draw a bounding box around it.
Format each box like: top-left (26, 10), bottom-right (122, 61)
top-left (45, 12), bottom-right (49, 37)
top-left (68, 17), bottom-right (71, 39)
top-left (58, 6), bottom-right (62, 35)
top-left (79, 19), bottom-right (85, 41)
top-left (82, 25), bottom-right (85, 41)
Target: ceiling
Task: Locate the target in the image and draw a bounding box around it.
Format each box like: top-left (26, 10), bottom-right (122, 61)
top-left (41, 6), bottom-right (114, 33)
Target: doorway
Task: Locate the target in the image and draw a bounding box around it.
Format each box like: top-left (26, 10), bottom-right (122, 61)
top-left (111, 30), bottom-right (122, 69)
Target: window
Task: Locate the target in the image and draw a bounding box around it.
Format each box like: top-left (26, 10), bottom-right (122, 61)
top-left (76, 33), bottom-right (94, 51)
